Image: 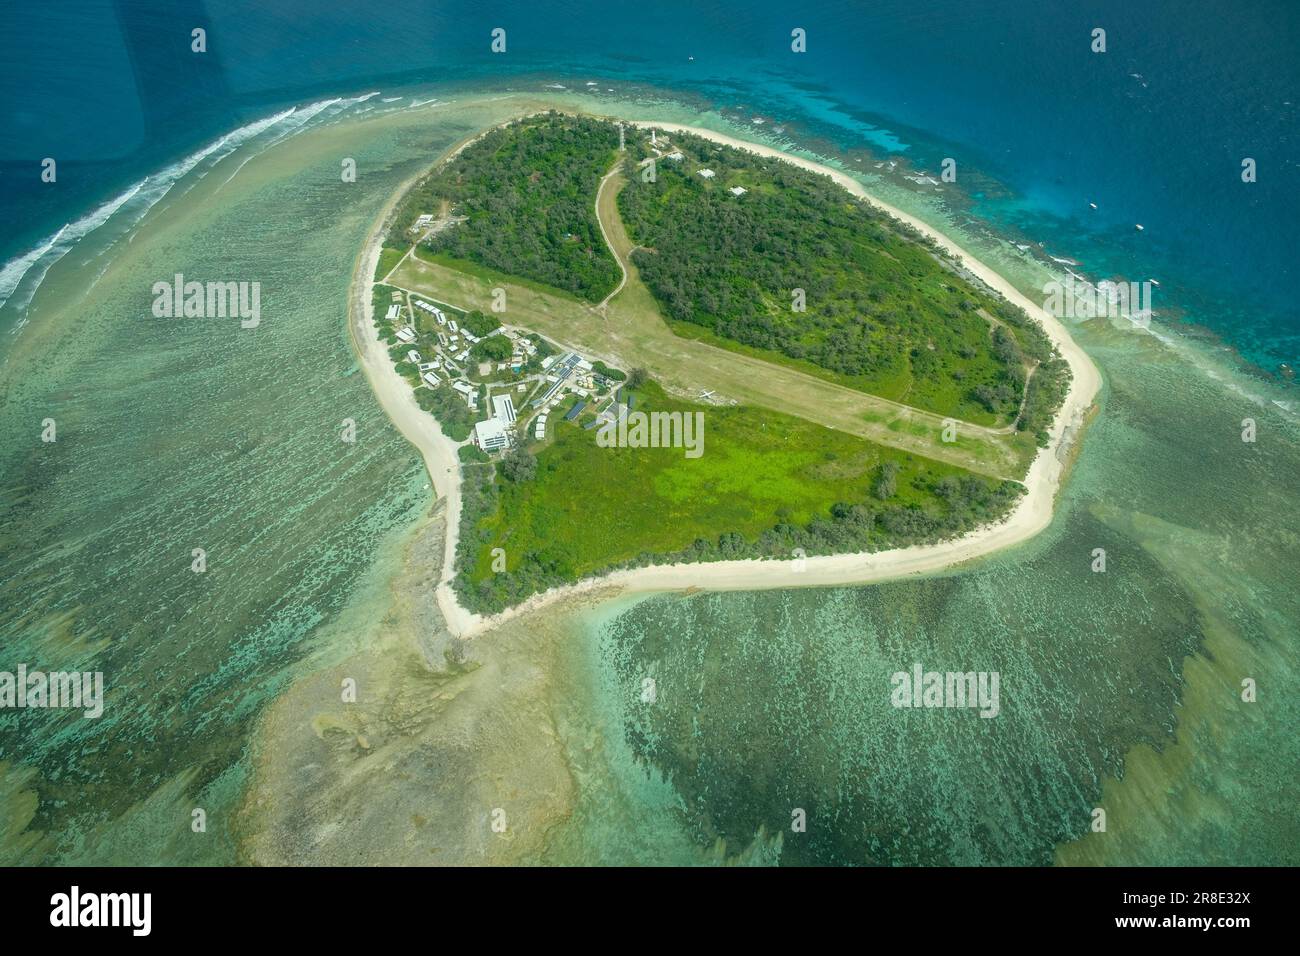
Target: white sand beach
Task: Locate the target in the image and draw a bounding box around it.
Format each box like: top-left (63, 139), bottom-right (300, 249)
top-left (351, 115), bottom-right (1102, 639)
top-left (347, 150), bottom-right (478, 636)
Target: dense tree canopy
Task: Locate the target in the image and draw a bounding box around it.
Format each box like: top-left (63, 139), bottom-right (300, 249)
top-left (410, 113), bottom-right (622, 302)
top-left (618, 132), bottom-right (1065, 424)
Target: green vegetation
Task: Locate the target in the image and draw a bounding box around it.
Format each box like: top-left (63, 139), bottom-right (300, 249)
top-left (592, 360), bottom-right (625, 381)
top-left (375, 242), bottom-right (405, 282)
top-left (400, 112), bottom-right (622, 301)
top-left (389, 226), bottom-right (1029, 477)
top-left (617, 131), bottom-right (1064, 426)
top-left (453, 380), bottom-right (1023, 613)
top-left (371, 283), bottom-right (475, 441)
top-left (499, 444), bottom-right (538, 483)
top-left (1019, 355), bottom-right (1071, 446)
top-left (371, 116), bottom-right (1077, 614)
top-left (472, 335), bottom-right (513, 363)
top-left (460, 309), bottom-right (501, 337)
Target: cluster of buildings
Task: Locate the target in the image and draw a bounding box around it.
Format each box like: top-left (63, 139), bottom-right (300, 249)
top-left (525, 351), bottom-right (617, 442)
top-left (385, 291), bottom-right (476, 392)
top-left (473, 347), bottom-right (610, 451)
top-left (383, 287), bottom-right (627, 460)
top-left (532, 352), bottom-right (592, 408)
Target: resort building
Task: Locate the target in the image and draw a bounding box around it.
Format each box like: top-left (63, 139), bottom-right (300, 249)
top-left (412, 299), bottom-right (448, 324)
top-left (474, 418), bottom-right (510, 453)
top-left (492, 394), bottom-right (517, 425)
top-left (698, 168), bottom-right (716, 179)
top-left (531, 352), bottom-right (585, 408)
top-left (395, 327), bottom-right (416, 343)
top-left (729, 186), bottom-right (748, 196)
top-left (421, 371), bottom-right (440, 387)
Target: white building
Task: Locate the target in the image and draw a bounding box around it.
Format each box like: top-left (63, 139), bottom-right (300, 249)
top-left (492, 394), bottom-right (517, 425)
top-left (698, 168), bottom-right (716, 179)
top-left (474, 418), bottom-right (510, 452)
top-left (421, 371), bottom-right (441, 387)
top-left (406, 349), bottom-right (422, 364)
top-left (395, 327), bottom-right (416, 343)
top-left (665, 151), bottom-right (684, 162)
top-left (729, 186), bottom-right (748, 197)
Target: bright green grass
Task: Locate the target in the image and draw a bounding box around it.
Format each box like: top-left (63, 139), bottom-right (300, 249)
top-left (469, 382), bottom-right (994, 582)
top-left (376, 244), bottom-right (406, 281)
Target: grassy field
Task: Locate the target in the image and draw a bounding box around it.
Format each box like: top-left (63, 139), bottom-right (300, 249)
top-left (456, 381), bottom-right (1023, 610)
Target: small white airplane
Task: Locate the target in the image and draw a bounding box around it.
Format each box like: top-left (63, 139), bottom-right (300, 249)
top-left (699, 389), bottom-right (715, 400)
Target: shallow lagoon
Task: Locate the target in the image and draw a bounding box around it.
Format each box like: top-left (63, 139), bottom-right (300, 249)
top-left (1, 87), bottom-right (1295, 865)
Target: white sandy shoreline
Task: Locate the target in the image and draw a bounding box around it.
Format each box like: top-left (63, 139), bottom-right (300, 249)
top-left (350, 114), bottom-right (1101, 640)
top-left (347, 133), bottom-right (494, 637)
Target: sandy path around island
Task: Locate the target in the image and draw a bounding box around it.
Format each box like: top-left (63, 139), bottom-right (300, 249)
top-left (351, 115), bottom-right (1101, 640)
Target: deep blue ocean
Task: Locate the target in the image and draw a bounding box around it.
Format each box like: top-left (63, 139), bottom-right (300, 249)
top-left (2, 0), bottom-right (1297, 372)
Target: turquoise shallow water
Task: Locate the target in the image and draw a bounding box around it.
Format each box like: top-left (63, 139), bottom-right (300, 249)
top-left (540, 300), bottom-right (1300, 866)
top-left (0, 87), bottom-right (1296, 865)
top-left (0, 101), bottom-right (464, 862)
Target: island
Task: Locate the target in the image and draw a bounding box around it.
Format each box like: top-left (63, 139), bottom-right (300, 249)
top-left (350, 111), bottom-right (1098, 630)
